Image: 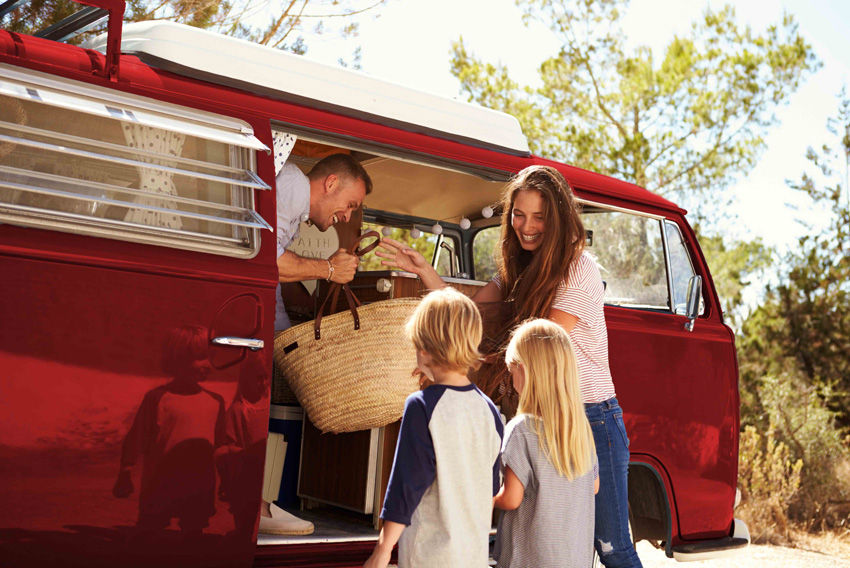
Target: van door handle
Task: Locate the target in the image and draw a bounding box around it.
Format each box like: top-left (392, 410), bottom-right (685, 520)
top-left (211, 336), bottom-right (264, 351)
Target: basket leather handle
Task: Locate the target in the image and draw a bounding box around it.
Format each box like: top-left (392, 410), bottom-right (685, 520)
top-left (314, 231), bottom-right (382, 340)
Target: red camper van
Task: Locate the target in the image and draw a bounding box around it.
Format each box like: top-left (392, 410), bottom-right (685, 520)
top-left (0, 2), bottom-right (749, 566)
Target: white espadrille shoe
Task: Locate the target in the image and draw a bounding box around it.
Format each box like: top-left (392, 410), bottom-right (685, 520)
top-left (258, 503), bottom-right (315, 535)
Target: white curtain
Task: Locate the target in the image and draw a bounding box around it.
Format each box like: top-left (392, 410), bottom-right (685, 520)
top-left (122, 123), bottom-right (185, 229)
top-left (273, 131), bottom-right (297, 175)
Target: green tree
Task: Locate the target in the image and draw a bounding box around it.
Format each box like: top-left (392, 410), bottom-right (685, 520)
top-left (450, 0), bottom-right (817, 321)
top-left (452, 0), bottom-right (817, 212)
top-left (737, 90), bottom-right (850, 529)
top-left (692, 225), bottom-right (771, 328)
top-left (741, 89), bottom-right (850, 424)
top-left (1, 0), bottom-right (386, 58)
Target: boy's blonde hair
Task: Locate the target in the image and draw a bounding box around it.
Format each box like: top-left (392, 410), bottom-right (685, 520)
top-left (406, 288), bottom-right (482, 374)
top-left (506, 319), bottom-right (595, 480)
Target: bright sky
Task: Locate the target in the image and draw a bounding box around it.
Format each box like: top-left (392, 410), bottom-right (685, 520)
top-left (301, 0), bottom-right (850, 255)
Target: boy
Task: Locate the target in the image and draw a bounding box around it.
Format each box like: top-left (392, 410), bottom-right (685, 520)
top-left (364, 288), bottom-right (504, 568)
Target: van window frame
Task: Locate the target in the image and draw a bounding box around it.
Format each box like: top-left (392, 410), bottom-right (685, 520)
top-left (0, 68), bottom-right (272, 258)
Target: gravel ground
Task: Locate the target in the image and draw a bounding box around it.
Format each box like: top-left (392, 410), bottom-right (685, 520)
top-left (634, 540), bottom-right (850, 568)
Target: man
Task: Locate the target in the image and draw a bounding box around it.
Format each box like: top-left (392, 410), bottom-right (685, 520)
top-left (261, 153), bottom-right (372, 535)
top-left (273, 153), bottom-right (372, 330)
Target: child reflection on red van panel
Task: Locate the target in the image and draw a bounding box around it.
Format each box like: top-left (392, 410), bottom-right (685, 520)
top-left (216, 352), bottom-right (270, 541)
top-left (112, 325), bottom-right (226, 539)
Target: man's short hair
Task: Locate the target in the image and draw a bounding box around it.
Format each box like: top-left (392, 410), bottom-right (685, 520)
top-left (307, 153), bottom-right (373, 195)
top-left (406, 288), bottom-right (482, 374)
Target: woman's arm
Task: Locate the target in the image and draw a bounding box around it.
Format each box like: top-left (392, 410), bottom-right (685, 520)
top-left (493, 465), bottom-right (525, 510)
top-left (471, 280), bottom-right (502, 303)
top-left (548, 307), bottom-right (579, 333)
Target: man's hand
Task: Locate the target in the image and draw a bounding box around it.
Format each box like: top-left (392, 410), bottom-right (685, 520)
top-left (328, 248), bottom-right (359, 283)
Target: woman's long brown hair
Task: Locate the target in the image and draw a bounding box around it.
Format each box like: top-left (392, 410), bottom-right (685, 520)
top-left (498, 165), bottom-right (586, 325)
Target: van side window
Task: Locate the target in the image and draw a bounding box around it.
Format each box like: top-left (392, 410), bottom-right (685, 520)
top-left (664, 221), bottom-right (705, 316)
top-left (0, 74), bottom-right (270, 258)
top-left (584, 210), bottom-right (668, 311)
top-left (472, 225), bottom-right (500, 282)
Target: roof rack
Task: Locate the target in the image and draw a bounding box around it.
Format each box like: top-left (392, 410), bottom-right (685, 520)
top-left (0, 0), bottom-right (124, 80)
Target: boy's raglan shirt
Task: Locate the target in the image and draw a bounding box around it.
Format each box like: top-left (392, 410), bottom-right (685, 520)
top-left (381, 383), bottom-right (503, 568)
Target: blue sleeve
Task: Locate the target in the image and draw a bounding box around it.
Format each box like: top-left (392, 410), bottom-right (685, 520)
top-left (490, 400), bottom-right (505, 496)
top-left (380, 392), bottom-right (436, 525)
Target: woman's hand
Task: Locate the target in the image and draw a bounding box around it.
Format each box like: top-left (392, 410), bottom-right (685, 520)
top-left (376, 237), bottom-right (446, 290)
top-left (375, 238), bottom-right (430, 273)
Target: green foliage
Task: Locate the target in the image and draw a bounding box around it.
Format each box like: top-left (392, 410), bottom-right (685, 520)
top-left (451, 0), bottom-right (818, 213)
top-left (738, 89), bottom-right (850, 529)
top-left (1, 0), bottom-right (386, 56)
top-left (472, 226), bottom-right (500, 281)
top-left (694, 225), bottom-right (771, 328)
top-left (450, 0), bottom-right (817, 323)
top-left (737, 424), bottom-right (803, 541)
top-left (741, 89), bottom-right (850, 425)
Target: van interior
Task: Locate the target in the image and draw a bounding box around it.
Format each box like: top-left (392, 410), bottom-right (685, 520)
top-left (261, 133), bottom-right (508, 545)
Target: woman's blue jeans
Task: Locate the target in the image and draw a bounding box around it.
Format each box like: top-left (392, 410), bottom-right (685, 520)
top-left (585, 398), bottom-right (643, 568)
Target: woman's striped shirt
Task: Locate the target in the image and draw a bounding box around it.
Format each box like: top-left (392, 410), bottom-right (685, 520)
top-left (492, 251), bottom-right (616, 403)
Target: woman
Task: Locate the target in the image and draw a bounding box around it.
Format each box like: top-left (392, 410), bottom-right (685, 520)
top-left (377, 165), bottom-right (642, 568)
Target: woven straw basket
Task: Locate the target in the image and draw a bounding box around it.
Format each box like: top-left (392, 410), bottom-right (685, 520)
top-left (272, 232), bottom-right (421, 433)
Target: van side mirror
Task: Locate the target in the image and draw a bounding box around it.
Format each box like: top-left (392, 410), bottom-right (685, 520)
top-left (685, 275), bottom-right (702, 332)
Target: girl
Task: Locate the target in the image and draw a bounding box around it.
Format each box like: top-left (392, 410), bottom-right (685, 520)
top-left (378, 165), bottom-right (642, 567)
top-left (493, 318), bottom-right (598, 568)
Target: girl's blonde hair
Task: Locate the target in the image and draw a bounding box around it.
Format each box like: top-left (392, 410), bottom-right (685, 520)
top-left (406, 288), bottom-right (482, 374)
top-left (506, 319), bottom-right (595, 479)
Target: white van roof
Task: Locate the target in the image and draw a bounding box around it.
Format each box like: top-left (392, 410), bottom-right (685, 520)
top-left (85, 21), bottom-right (530, 157)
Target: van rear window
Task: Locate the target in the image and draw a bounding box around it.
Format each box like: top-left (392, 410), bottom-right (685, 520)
top-left (0, 70), bottom-right (271, 257)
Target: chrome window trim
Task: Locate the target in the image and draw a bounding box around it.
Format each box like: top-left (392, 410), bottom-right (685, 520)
top-left (0, 133), bottom-right (270, 191)
top-left (0, 202), bottom-right (246, 245)
top-left (1, 120), bottom-right (267, 184)
top-left (0, 208), bottom-right (258, 257)
top-left (0, 177), bottom-right (272, 232)
top-left (576, 198), bottom-right (665, 221)
top-left (0, 164), bottom-right (270, 227)
top-left (660, 218), bottom-right (675, 314)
